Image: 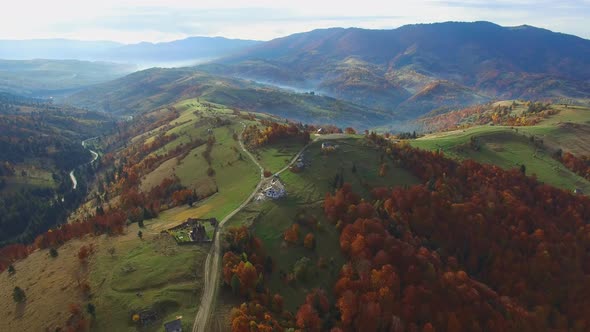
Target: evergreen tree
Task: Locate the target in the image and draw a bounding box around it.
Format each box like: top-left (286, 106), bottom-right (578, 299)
top-left (230, 274), bottom-right (240, 295)
top-left (12, 287), bottom-right (25, 303)
top-left (87, 303), bottom-right (96, 317)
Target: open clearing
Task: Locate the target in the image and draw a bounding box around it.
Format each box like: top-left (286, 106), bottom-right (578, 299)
top-left (0, 237), bottom-right (98, 332)
top-left (412, 104), bottom-right (590, 193)
top-left (89, 221), bottom-right (208, 332)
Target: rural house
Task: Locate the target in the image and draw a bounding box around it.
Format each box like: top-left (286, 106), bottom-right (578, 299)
top-left (164, 319), bottom-right (183, 332)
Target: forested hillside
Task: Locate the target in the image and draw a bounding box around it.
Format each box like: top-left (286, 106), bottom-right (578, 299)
top-left (0, 93), bottom-right (114, 245)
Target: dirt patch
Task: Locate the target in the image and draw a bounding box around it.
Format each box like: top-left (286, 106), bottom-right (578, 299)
top-left (140, 157), bottom-right (178, 192)
top-left (553, 123), bottom-right (590, 155)
top-left (486, 143), bottom-right (505, 152)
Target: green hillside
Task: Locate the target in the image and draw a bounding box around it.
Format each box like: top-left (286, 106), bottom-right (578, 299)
top-left (411, 103), bottom-right (590, 193)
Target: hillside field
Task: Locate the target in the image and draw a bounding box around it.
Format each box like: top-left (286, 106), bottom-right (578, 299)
top-left (210, 136), bottom-right (420, 331)
top-left (411, 104), bottom-right (590, 193)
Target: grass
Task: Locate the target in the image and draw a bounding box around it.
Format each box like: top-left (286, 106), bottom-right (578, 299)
top-left (411, 104), bottom-right (590, 193)
top-left (1, 164), bottom-right (56, 194)
top-left (253, 141), bottom-right (305, 174)
top-left (138, 99), bottom-right (261, 224)
top-left (0, 220), bottom-right (205, 332)
top-left (281, 136), bottom-right (419, 201)
top-left (89, 220), bottom-right (208, 332)
top-left (221, 136), bottom-right (421, 316)
top-left (0, 237), bottom-right (97, 332)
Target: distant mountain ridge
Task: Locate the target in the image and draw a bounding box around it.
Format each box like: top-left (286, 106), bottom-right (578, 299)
top-left (200, 21), bottom-right (590, 118)
top-left (65, 67), bottom-right (391, 129)
top-left (0, 59), bottom-right (136, 97)
top-left (0, 37), bottom-right (261, 65)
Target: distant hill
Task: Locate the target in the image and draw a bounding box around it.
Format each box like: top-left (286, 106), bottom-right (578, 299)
top-left (200, 21), bottom-right (590, 118)
top-left (65, 67), bottom-right (391, 129)
top-left (0, 39), bottom-right (122, 60)
top-left (107, 37), bottom-right (260, 64)
top-left (0, 59), bottom-right (136, 97)
top-left (0, 37), bottom-right (261, 65)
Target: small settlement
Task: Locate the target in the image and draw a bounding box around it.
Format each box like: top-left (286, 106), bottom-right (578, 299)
top-left (164, 218), bottom-right (218, 244)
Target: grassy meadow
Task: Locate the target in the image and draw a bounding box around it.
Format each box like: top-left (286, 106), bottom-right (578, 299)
top-left (411, 103), bottom-right (590, 193)
top-left (211, 136), bottom-right (421, 330)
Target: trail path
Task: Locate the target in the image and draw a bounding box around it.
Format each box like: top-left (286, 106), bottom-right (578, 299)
top-left (69, 137), bottom-right (99, 190)
top-left (192, 125), bottom-right (316, 332)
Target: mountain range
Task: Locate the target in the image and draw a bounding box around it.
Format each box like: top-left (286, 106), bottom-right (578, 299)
top-left (200, 21), bottom-right (590, 117)
top-left (4, 21), bottom-right (590, 123)
top-left (0, 37), bottom-right (260, 65)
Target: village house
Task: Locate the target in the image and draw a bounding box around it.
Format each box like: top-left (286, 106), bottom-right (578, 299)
top-left (166, 218), bottom-right (218, 244)
top-left (262, 177), bottom-right (286, 199)
top-left (164, 319), bottom-right (183, 332)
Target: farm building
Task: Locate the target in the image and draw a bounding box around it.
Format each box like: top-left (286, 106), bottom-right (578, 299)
top-left (165, 218), bottom-right (218, 244)
top-left (164, 319), bottom-right (183, 332)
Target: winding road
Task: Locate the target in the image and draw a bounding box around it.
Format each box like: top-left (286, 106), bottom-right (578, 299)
top-left (192, 125), bottom-right (316, 332)
top-left (69, 137), bottom-right (99, 190)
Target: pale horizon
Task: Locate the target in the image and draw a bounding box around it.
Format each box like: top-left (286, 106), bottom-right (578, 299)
top-left (1, 0), bottom-right (589, 43)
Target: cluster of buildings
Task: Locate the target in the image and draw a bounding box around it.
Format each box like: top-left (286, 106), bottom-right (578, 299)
top-left (166, 218), bottom-right (218, 244)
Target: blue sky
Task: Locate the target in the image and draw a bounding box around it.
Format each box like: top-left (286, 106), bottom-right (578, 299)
top-left (2, 0), bottom-right (589, 43)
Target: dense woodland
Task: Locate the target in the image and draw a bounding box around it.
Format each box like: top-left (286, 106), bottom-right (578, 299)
top-left (223, 133), bottom-right (590, 332)
top-left (242, 120), bottom-right (311, 148)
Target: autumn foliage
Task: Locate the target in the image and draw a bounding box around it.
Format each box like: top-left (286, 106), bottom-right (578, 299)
top-left (556, 151), bottom-right (590, 181)
top-left (322, 137), bottom-right (590, 331)
top-left (283, 224), bottom-right (300, 245)
top-left (242, 121), bottom-right (311, 148)
top-left (224, 226), bottom-right (297, 331)
top-left (418, 102), bottom-right (559, 133)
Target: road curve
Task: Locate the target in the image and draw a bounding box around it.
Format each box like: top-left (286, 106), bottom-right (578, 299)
top-left (70, 138), bottom-right (99, 190)
top-left (192, 125), bottom-right (315, 332)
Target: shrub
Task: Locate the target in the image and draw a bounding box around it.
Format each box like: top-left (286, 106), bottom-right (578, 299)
top-left (13, 287), bottom-right (25, 303)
